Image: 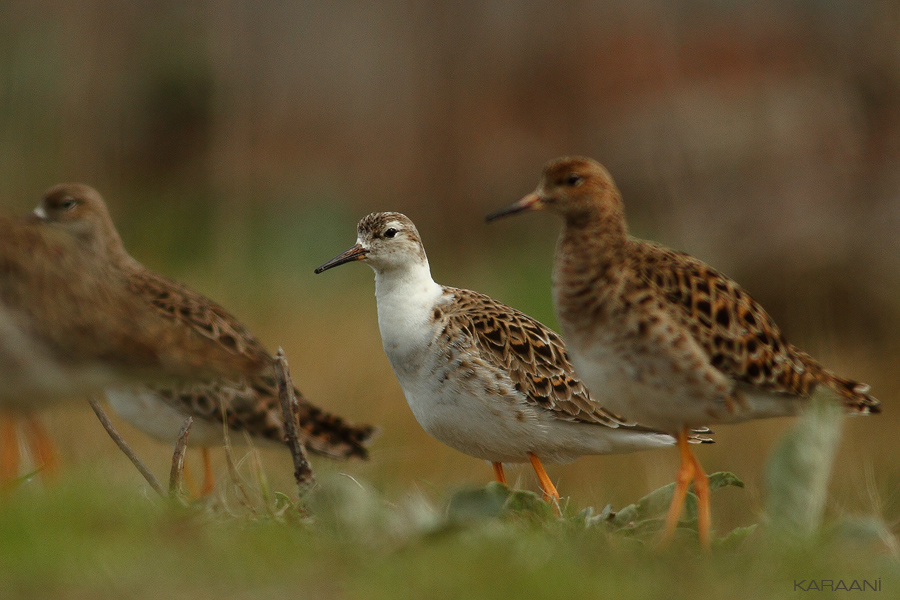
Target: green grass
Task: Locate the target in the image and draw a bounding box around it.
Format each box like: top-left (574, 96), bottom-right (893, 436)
top-left (3, 392), bottom-right (897, 600)
top-left (2, 418), bottom-right (897, 600)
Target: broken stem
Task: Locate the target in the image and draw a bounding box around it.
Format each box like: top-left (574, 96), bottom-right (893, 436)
top-left (274, 348), bottom-right (314, 495)
top-left (88, 396), bottom-right (165, 497)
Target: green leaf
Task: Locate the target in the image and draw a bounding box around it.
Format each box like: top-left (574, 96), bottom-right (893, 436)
top-left (618, 517), bottom-right (666, 538)
top-left (571, 504), bottom-right (613, 529)
top-left (606, 472), bottom-right (743, 538)
top-left (714, 525), bottom-right (758, 551)
top-left (445, 482), bottom-right (511, 522)
top-left (503, 488), bottom-right (555, 520)
top-left (608, 484), bottom-right (697, 530)
top-left (707, 471), bottom-right (745, 492)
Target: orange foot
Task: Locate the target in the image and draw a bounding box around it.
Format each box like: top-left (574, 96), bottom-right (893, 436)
top-left (0, 414), bottom-right (19, 487)
top-left (528, 452), bottom-right (561, 516)
top-left (491, 461), bottom-right (507, 485)
top-left (200, 447), bottom-right (215, 497)
top-left (660, 428), bottom-right (711, 550)
top-left (25, 415), bottom-right (59, 481)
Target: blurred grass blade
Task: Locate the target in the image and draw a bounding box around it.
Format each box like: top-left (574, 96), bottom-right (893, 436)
top-left (764, 391), bottom-right (844, 540)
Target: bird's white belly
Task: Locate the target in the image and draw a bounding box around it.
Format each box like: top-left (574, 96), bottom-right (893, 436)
top-left (105, 387), bottom-right (228, 446)
top-left (567, 338), bottom-right (803, 430)
top-left (392, 364), bottom-right (532, 462)
top-left (567, 347), bottom-right (679, 428)
top-left (395, 365), bottom-right (674, 463)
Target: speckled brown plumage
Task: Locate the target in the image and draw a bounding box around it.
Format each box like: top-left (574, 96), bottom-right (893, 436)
top-left (7, 186), bottom-right (272, 383)
top-left (489, 155), bottom-right (880, 547)
top-left (436, 286), bottom-right (713, 439)
top-left (31, 184), bottom-right (375, 460)
top-left (151, 375), bottom-right (374, 459)
top-left (629, 241), bottom-right (876, 412)
top-left (132, 269), bottom-right (271, 369)
top-left (442, 287), bottom-right (637, 427)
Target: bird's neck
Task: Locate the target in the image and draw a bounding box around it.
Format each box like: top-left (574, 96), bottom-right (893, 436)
top-left (553, 202), bottom-right (629, 325)
top-left (103, 237), bottom-right (141, 273)
top-left (373, 259), bottom-right (444, 345)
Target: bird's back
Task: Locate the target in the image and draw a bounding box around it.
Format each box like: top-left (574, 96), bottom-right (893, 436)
top-left (627, 237), bottom-right (878, 413)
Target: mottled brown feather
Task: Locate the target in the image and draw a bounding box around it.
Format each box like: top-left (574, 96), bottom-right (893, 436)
top-left (629, 241), bottom-right (878, 412)
top-left (125, 268), bottom-right (272, 371)
top-left (440, 287), bottom-right (666, 429)
top-left (152, 376), bottom-right (376, 459)
top-left (25, 184), bottom-right (376, 458)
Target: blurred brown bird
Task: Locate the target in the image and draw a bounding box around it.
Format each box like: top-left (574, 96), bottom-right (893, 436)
top-left (0, 184), bottom-right (375, 488)
top-left (1, 204), bottom-right (268, 484)
top-left (0, 202), bottom-right (272, 401)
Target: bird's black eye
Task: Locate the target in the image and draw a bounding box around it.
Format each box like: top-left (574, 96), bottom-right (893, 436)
top-left (564, 174), bottom-right (583, 187)
top-left (384, 228), bottom-right (398, 238)
top-left (59, 198), bottom-right (77, 210)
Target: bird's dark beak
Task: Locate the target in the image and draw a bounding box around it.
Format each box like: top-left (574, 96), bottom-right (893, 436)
top-left (314, 243), bottom-right (368, 274)
top-left (485, 192), bottom-right (545, 222)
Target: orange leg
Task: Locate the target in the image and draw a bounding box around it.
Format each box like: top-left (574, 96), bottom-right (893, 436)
top-left (182, 462), bottom-right (201, 499)
top-left (0, 414), bottom-right (19, 486)
top-left (689, 446), bottom-right (711, 550)
top-left (200, 448), bottom-right (215, 497)
top-left (528, 452), bottom-right (561, 515)
top-left (24, 416), bottom-right (59, 481)
top-left (661, 428), bottom-right (710, 550)
top-left (491, 461), bottom-right (507, 484)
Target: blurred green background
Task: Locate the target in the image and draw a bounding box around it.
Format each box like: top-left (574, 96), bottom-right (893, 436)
top-left (1, 0), bottom-right (899, 536)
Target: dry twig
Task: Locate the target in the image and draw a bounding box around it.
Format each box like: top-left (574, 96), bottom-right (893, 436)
top-left (88, 396), bottom-right (165, 497)
top-left (221, 418), bottom-right (257, 512)
top-left (274, 348), bottom-right (314, 495)
top-left (169, 416), bottom-right (193, 499)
